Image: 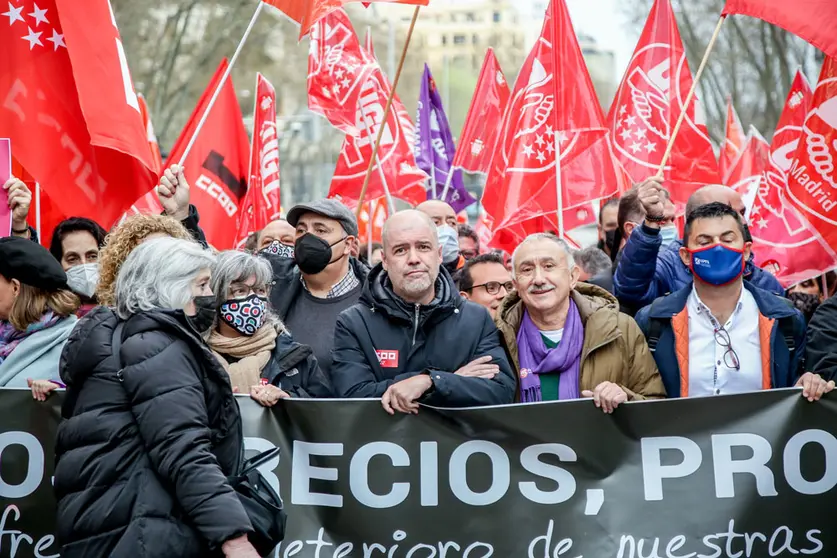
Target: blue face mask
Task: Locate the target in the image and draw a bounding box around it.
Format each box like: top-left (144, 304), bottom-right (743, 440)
top-left (660, 226), bottom-right (678, 249)
top-left (689, 244), bottom-right (745, 286)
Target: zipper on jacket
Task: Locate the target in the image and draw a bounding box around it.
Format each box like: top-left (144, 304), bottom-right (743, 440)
top-left (412, 304), bottom-right (420, 346)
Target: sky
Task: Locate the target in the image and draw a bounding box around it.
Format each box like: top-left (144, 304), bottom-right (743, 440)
top-left (565, 0), bottom-right (640, 81)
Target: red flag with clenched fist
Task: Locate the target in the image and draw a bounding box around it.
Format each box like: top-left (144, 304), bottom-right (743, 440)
top-left (165, 59), bottom-right (250, 250)
top-left (237, 73), bottom-right (282, 249)
top-left (723, 0), bottom-right (837, 61)
top-left (784, 57), bottom-right (837, 281)
top-left (607, 0), bottom-right (720, 211)
top-left (453, 48), bottom-right (511, 175)
top-left (308, 9), bottom-right (377, 136)
top-left (265, 0), bottom-right (428, 38)
top-left (0, 0), bottom-right (157, 229)
top-left (749, 70), bottom-right (837, 287)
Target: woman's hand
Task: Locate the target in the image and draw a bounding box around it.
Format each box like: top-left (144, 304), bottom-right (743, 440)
top-left (221, 535), bottom-right (260, 557)
top-left (250, 384), bottom-right (291, 407)
top-left (27, 379), bottom-right (60, 402)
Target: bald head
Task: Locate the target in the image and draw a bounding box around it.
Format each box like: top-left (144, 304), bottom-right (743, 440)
top-left (686, 185), bottom-right (745, 219)
top-left (382, 210), bottom-right (438, 251)
top-left (417, 200), bottom-right (458, 229)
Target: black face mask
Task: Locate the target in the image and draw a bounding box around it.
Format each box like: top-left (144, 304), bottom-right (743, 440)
top-left (294, 234), bottom-right (346, 275)
top-left (187, 295), bottom-right (217, 334)
top-left (786, 292), bottom-right (821, 323)
top-left (602, 229), bottom-right (617, 255)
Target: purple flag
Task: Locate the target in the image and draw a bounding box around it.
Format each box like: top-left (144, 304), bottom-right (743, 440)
top-left (414, 64), bottom-right (476, 213)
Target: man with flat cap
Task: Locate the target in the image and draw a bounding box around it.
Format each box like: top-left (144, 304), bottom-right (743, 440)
top-left (0, 237), bottom-right (80, 389)
top-left (262, 199), bottom-right (369, 381)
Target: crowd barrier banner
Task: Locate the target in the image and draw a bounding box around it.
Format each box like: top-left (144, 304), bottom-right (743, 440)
top-left (1, 388), bottom-right (836, 557)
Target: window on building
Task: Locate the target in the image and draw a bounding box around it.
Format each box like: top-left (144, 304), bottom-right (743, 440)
top-left (472, 34), bottom-right (478, 45)
top-left (442, 35), bottom-right (448, 46)
top-left (466, 12), bottom-right (476, 22)
top-left (453, 34), bottom-right (466, 45)
top-left (493, 11), bottom-right (501, 23)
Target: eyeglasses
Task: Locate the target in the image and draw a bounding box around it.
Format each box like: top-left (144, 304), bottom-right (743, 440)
top-left (714, 328), bottom-right (740, 371)
top-left (460, 250), bottom-right (478, 260)
top-left (229, 283), bottom-right (270, 299)
top-left (467, 281), bottom-right (514, 295)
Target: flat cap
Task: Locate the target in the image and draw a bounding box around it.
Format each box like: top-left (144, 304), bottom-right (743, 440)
top-left (286, 199), bottom-right (359, 237)
top-left (0, 236), bottom-right (68, 291)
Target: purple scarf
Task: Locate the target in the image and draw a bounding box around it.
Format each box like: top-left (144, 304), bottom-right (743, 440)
top-left (0, 311), bottom-right (62, 365)
top-left (516, 299), bottom-right (584, 402)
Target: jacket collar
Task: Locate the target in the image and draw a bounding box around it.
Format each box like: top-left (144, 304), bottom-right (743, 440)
top-left (647, 281), bottom-right (796, 319)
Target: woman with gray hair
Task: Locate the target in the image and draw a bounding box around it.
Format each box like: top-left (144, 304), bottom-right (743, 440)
top-left (208, 250), bottom-right (332, 403)
top-left (54, 238), bottom-right (261, 558)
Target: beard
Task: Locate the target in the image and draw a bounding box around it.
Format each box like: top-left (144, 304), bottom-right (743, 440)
top-left (401, 274), bottom-right (433, 298)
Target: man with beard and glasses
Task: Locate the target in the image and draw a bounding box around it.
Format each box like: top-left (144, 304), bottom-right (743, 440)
top-left (495, 234), bottom-right (665, 412)
top-left (330, 210), bottom-right (515, 414)
top-left (614, 180), bottom-right (783, 312)
top-left (262, 199), bottom-right (369, 381)
top-left (635, 203), bottom-right (826, 400)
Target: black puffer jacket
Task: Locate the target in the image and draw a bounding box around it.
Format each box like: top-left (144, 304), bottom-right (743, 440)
top-left (54, 307), bottom-right (252, 558)
top-left (262, 331), bottom-right (333, 398)
top-left (330, 264), bottom-right (516, 406)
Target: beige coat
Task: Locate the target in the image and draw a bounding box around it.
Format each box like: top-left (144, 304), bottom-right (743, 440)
top-left (495, 283), bottom-right (666, 401)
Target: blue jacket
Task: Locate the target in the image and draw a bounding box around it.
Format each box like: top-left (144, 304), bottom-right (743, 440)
top-left (614, 224), bottom-right (784, 309)
top-left (634, 282), bottom-right (806, 398)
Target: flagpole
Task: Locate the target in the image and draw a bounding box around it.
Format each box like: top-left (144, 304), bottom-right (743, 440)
top-left (178, 2), bottom-right (264, 166)
top-left (440, 168), bottom-right (454, 202)
top-left (358, 96), bottom-right (396, 214)
top-left (35, 182), bottom-right (41, 239)
top-left (355, 5), bottom-right (422, 219)
top-left (431, 172), bottom-right (437, 199)
top-left (367, 199), bottom-right (373, 260)
top-left (555, 135), bottom-right (564, 240)
top-left (657, 15), bottom-right (725, 175)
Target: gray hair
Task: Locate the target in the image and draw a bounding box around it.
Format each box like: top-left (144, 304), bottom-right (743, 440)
top-left (573, 246), bottom-right (612, 278)
top-left (211, 250), bottom-right (274, 304)
top-left (115, 237), bottom-right (215, 320)
top-left (511, 233), bottom-right (575, 277)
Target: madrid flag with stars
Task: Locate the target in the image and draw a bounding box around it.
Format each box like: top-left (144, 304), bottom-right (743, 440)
top-left (0, 0), bottom-right (157, 227)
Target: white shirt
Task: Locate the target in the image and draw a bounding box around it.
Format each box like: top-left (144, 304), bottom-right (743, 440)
top-left (687, 286), bottom-right (762, 397)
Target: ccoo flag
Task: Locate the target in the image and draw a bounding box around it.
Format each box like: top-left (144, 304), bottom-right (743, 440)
top-left (415, 64), bottom-right (476, 213)
top-left (265, 0), bottom-right (429, 39)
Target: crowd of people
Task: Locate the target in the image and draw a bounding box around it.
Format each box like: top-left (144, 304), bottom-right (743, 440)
top-left (2, 166), bottom-right (837, 556)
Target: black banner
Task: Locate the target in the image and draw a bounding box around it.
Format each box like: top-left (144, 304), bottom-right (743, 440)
top-left (1, 388), bottom-right (836, 557)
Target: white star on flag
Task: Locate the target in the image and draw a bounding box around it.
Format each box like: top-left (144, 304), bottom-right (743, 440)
top-left (335, 68), bottom-right (345, 80)
top-left (556, 131), bottom-right (568, 144)
top-left (645, 142), bottom-right (656, 153)
top-left (3, 2), bottom-right (23, 25)
top-left (546, 142), bottom-right (555, 154)
top-left (522, 144), bottom-right (535, 158)
top-left (46, 28), bottom-right (64, 50)
top-left (630, 141), bottom-right (642, 154)
top-left (756, 217), bottom-right (769, 229)
top-left (21, 26), bottom-right (41, 49)
top-left (751, 204), bottom-right (761, 216)
top-left (545, 125), bottom-right (554, 138)
top-left (620, 128), bottom-right (634, 142)
top-left (619, 105), bottom-right (627, 116)
top-left (635, 128), bottom-right (647, 139)
top-left (625, 114), bottom-right (637, 127)
top-left (28, 2), bottom-right (47, 26)
top-left (332, 85), bottom-right (341, 96)
top-left (536, 150), bottom-right (546, 163)
top-left (341, 77), bottom-right (350, 89)
top-left (535, 134), bottom-right (545, 148)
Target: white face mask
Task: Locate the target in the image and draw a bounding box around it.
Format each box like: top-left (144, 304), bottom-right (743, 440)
top-left (437, 225), bottom-right (460, 265)
top-left (66, 263), bottom-right (100, 299)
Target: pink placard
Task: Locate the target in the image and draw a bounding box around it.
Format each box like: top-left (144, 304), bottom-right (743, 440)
top-left (0, 139), bottom-right (10, 237)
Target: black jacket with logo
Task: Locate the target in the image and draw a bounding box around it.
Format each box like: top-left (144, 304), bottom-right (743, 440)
top-left (329, 264), bottom-right (516, 406)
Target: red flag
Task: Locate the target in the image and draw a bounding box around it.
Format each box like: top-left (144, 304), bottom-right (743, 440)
top-left (236, 74), bottom-right (282, 249)
top-left (724, 126), bottom-right (770, 212)
top-left (720, 99), bottom-right (746, 182)
top-left (749, 70), bottom-right (837, 286)
top-left (328, 66), bottom-right (427, 208)
top-left (265, 0), bottom-right (429, 39)
top-left (607, 0), bottom-right (720, 211)
top-left (0, 0), bottom-right (157, 229)
top-left (483, 0), bottom-right (625, 243)
top-left (723, 0), bottom-right (837, 61)
top-left (452, 48), bottom-right (511, 175)
top-left (138, 94), bottom-right (163, 175)
top-left (357, 197), bottom-right (388, 243)
top-left (165, 59), bottom-right (250, 250)
top-left (308, 9), bottom-right (377, 135)
top-left (783, 58), bottom-right (837, 283)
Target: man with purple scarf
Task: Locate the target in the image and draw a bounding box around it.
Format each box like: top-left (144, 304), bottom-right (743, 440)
top-left (496, 234), bottom-right (665, 412)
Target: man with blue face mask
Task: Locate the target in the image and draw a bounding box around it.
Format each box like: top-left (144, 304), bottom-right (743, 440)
top-left (634, 202), bottom-right (832, 401)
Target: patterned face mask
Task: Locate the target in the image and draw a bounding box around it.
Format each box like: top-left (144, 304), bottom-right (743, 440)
top-left (219, 294), bottom-right (268, 336)
top-left (260, 240), bottom-right (294, 259)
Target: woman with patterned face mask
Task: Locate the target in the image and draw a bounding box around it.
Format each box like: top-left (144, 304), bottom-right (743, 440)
top-left (207, 251), bottom-right (332, 403)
